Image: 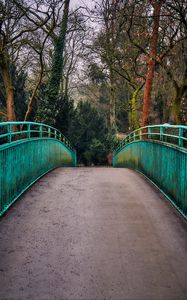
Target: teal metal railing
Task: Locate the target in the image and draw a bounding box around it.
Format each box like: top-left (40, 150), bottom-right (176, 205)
top-left (0, 121), bottom-right (74, 150)
top-left (0, 122), bottom-right (76, 216)
top-left (113, 124), bottom-right (187, 220)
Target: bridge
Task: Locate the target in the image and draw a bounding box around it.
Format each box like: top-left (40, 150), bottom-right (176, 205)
top-left (0, 122), bottom-right (187, 300)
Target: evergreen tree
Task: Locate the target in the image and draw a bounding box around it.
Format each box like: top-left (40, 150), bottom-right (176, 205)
top-left (69, 101), bottom-right (118, 165)
top-left (55, 94), bottom-right (74, 137)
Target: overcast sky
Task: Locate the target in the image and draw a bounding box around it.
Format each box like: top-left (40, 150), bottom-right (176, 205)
top-left (70, 0), bottom-right (94, 9)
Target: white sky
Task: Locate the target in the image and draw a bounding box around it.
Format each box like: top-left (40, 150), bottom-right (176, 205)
top-left (70, 0), bottom-right (94, 9)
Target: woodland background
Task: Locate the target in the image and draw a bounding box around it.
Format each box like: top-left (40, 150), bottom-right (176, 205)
top-left (0, 0), bottom-right (187, 164)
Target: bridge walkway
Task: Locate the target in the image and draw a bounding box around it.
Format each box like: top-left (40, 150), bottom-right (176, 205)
top-left (0, 167), bottom-right (187, 300)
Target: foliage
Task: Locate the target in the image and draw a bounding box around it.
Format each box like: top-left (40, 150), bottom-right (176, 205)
top-left (69, 101), bottom-right (118, 165)
top-left (81, 0), bottom-right (187, 126)
top-left (12, 66), bottom-right (28, 121)
top-left (55, 94), bottom-right (75, 137)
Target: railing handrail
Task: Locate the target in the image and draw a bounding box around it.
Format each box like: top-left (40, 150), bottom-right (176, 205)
top-left (114, 124), bottom-right (187, 155)
top-left (0, 121), bottom-right (75, 152)
top-left (133, 124), bottom-right (187, 130)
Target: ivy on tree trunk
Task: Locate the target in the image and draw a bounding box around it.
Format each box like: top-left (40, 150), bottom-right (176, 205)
top-left (37, 0), bottom-right (70, 125)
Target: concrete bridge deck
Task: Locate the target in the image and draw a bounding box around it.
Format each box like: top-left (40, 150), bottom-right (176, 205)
top-left (0, 167), bottom-right (187, 300)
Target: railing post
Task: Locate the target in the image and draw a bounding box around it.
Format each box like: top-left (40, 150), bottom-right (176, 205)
top-left (160, 126), bottom-right (164, 142)
top-left (148, 127), bottom-right (151, 139)
top-left (74, 149), bottom-right (77, 167)
top-left (133, 132), bottom-right (136, 141)
top-left (8, 124), bottom-right (12, 143)
top-left (48, 127), bottom-right (51, 138)
top-left (179, 128), bottom-right (183, 147)
top-left (140, 129), bottom-right (142, 140)
top-left (27, 123), bottom-right (31, 138)
top-left (39, 125), bottom-right (42, 138)
top-left (54, 130), bottom-right (57, 139)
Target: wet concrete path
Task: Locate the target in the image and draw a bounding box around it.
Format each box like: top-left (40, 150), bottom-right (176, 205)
top-left (0, 167), bottom-right (187, 300)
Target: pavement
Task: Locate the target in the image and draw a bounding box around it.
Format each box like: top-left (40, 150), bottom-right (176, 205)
top-left (0, 167), bottom-right (187, 300)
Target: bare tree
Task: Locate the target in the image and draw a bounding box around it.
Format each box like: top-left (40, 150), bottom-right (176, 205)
top-left (0, 0), bottom-right (56, 121)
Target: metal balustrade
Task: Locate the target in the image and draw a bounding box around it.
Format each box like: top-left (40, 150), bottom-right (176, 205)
top-left (113, 124), bottom-right (187, 220)
top-left (113, 124), bottom-right (187, 155)
top-left (0, 121), bottom-right (74, 151)
top-left (0, 122), bottom-right (76, 216)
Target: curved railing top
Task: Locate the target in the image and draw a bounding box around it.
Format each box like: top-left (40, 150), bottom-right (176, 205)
top-left (0, 121), bottom-right (75, 152)
top-left (114, 124), bottom-right (187, 155)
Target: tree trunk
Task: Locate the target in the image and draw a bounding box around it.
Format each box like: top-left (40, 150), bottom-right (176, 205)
top-left (142, 1), bottom-right (162, 126)
top-left (23, 82), bottom-right (40, 123)
top-left (23, 67), bottom-right (43, 123)
top-left (172, 96), bottom-right (181, 125)
top-left (0, 55), bottom-right (16, 121)
top-left (128, 108), bottom-right (132, 131)
top-left (48, 0), bottom-right (70, 96)
top-left (37, 0), bottom-right (70, 125)
top-left (109, 68), bottom-right (116, 128)
top-left (131, 86), bottom-right (142, 130)
top-left (172, 87), bottom-right (186, 124)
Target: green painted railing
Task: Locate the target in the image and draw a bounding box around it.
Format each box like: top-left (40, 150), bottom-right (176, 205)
top-left (113, 124), bottom-right (187, 220)
top-left (0, 122), bottom-right (76, 216)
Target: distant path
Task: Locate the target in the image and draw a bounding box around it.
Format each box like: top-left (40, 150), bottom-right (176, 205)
top-left (0, 167), bottom-right (187, 300)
